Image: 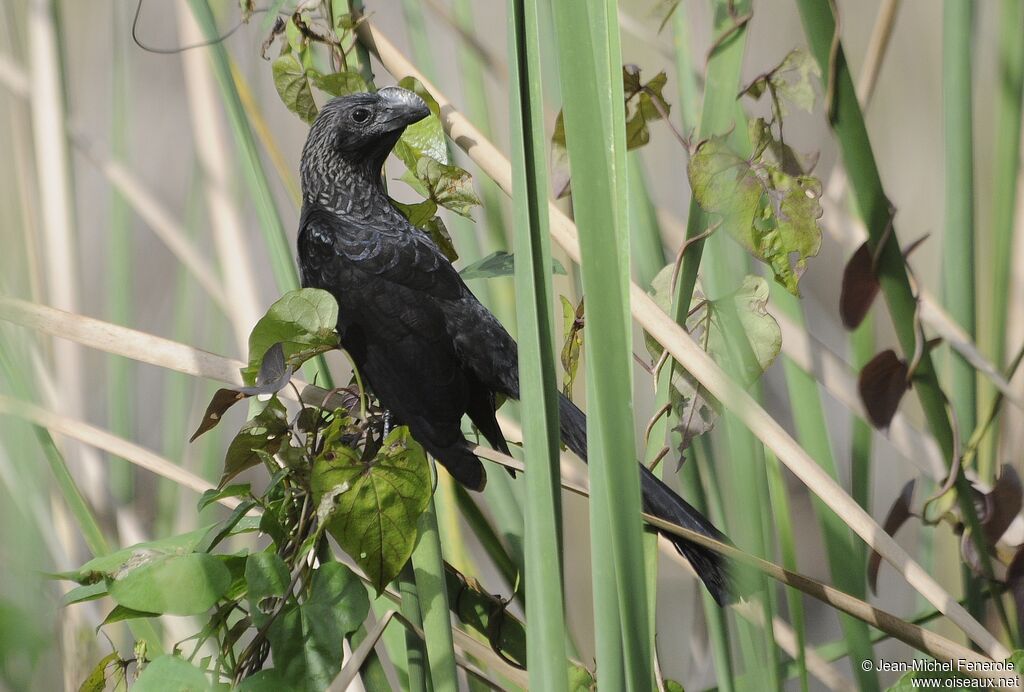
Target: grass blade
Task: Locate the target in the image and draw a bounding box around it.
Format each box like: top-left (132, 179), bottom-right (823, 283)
top-left (671, 5), bottom-right (702, 133)
top-left (550, 1), bottom-right (652, 687)
top-left (509, 0), bottom-right (568, 687)
top-left (763, 450), bottom-right (808, 692)
top-left (980, 0), bottom-right (1024, 479)
top-left (106, 6), bottom-right (134, 504)
top-left (941, 0), bottom-right (978, 445)
top-left (776, 291), bottom-right (878, 690)
top-left (628, 155), bottom-right (666, 288)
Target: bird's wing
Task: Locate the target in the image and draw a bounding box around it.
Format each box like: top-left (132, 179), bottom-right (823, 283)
top-left (298, 206), bottom-right (488, 489)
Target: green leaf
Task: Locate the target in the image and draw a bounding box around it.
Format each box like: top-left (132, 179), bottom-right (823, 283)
top-left (739, 48), bottom-right (820, 118)
top-left (220, 398), bottom-right (290, 487)
top-left (245, 552), bottom-right (291, 629)
top-left (79, 652), bottom-right (121, 692)
top-left (266, 562), bottom-right (369, 690)
top-left (688, 127), bottom-right (822, 295)
top-left (391, 198), bottom-right (437, 227)
top-left (197, 483), bottom-right (252, 512)
top-left (261, 0), bottom-right (292, 31)
top-left (553, 66), bottom-right (672, 198)
top-left (389, 199), bottom-right (460, 263)
top-left (398, 168), bottom-right (429, 197)
top-left (704, 275), bottom-right (782, 383)
top-left (422, 215), bottom-right (459, 263)
top-left (550, 111), bottom-right (570, 198)
top-left (272, 53), bottom-right (318, 124)
top-left (459, 250), bottom-right (566, 280)
top-left (100, 605), bottom-right (160, 627)
top-left (300, 562), bottom-right (370, 659)
top-left (312, 426), bottom-right (432, 593)
top-left (393, 76), bottom-right (449, 167)
top-left (134, 655), bottom-right (215, 692)
top-left (62, 525), bottom-right (216, 584)
top-left (238, 669), bottom-right (289, 691)
top-left (195, 500), bottom-right (261, 552)
top-left (568, 664), bottom-right (596, 691)
top-left (283, 13), bottom-right (306, 55)
top-left (1009, 650), bottom-right (1024, 674)
top-left (560, 296), bottom-right (585, 397)
top-left (886, 667), bottom-right (964, 692)
top-left (647, 269), bottom-right (781, 448)
top-left (748, 117), bottom-right (819, 177)
top-left (623, 66), bottom-right (671, 149)
top-left (62, 581), bottom-right (108, 606)
top-left (239, 0), bottom-right (255, 21)
top-left (406, 157), bottom-right (481, 219)
top-left (220, 553), bottom-right (250, 601)
top-left (244, 288), bottom-right (340, 385)
top-left (312, 71), bottom-right (368, 98)
top-left (107, 553), bottom-right (231, 616)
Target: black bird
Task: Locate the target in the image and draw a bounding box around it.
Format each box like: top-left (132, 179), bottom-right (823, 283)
top-left (297, 86), bottom-right (737, 604)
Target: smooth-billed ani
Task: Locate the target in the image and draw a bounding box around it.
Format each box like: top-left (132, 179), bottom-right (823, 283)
top-left (297, 86), bottom-right (738, 604)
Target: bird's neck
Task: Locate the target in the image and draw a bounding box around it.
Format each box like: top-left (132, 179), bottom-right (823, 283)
top-left (301, 155), bottom-right (393, 220)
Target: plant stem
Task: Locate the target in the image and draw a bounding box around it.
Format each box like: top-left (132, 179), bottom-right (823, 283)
top-left (411, 495), bottom-right (458, 690)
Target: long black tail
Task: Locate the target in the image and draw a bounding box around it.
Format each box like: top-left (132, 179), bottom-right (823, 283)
top-left (558, 393), bottom-right (738, 605)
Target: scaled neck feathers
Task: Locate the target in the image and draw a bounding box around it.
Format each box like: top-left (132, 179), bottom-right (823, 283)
top-left (299, 120), bottom-right (401, 221)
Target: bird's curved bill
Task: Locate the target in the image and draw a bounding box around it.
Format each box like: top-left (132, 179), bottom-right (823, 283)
top-left (378, 86), bottom-right (430, 128)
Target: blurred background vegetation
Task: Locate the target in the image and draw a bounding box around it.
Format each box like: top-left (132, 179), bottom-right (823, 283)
top-left (1, 0), bottom-right (1023, 689)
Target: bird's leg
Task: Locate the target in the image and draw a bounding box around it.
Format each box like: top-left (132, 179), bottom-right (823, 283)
top-left (382, 409), bottom-right (393, 437)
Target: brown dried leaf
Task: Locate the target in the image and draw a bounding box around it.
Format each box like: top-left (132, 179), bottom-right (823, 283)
top-left (190, 389), bottom-right (248, 442)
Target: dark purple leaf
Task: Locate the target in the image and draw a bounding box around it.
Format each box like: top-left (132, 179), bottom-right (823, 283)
top-left (982, 465), bottom-right (1022, 545)
top-left (858, 349), bottom-right (909, 428)
top-left (1006, 547), bottom-right (1024, 627)
top-left (238, 342), bottom-right (294, 396)
top-left (868, 479), bottom-right (915, 593)
top-left (839, 242), bottom-right (880, 329)
top-left (960, 529), bottom-right (983, 577)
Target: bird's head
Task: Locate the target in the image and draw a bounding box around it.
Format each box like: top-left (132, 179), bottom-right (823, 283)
top-left (301, 86), bottom-right (430, 201)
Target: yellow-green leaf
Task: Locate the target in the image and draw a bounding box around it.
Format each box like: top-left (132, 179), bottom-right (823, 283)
top-left (393, 76), bottom-right (449, 167)
top-left (647, 269), bottom-right (781, 447)
top-left (688, 132), bottom-right (822, 295)
top-left (272, 53), bottom-right (318, 124)
top-left (313, 70), bottom-right (368, 98)
top-left (311, 427), bottom-right (432, 593)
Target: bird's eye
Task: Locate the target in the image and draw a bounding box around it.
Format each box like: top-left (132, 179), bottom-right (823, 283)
top-left (351, 107), bottom-right (371, 123)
